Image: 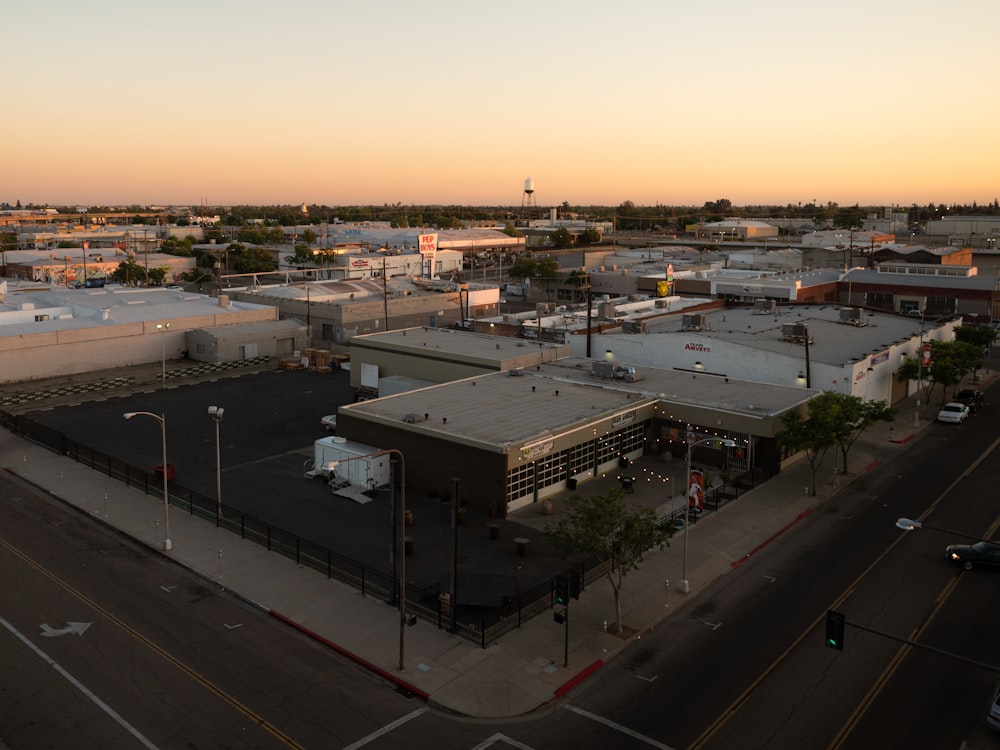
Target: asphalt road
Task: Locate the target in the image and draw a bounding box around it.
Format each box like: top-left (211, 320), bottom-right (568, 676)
top-left (0, 469), bottom-right (422, 749)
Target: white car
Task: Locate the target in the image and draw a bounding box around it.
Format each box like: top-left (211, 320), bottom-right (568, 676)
top-left (321, 414), bottom-right (337, 432)
top-left (937, 402), bottom-right (970, 424)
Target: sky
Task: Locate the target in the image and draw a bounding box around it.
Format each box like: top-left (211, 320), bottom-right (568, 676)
top-left (5, 0), bottom-right (999, 209)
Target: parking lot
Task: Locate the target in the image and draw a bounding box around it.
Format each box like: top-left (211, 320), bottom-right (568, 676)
top-left (19, 365), bottom-right (569, 606)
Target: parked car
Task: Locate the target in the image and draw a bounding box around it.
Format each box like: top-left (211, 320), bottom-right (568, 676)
top-left (937, 402), bottom-right (970, 423)
top-left (953, 389), bottom-right (985, 413)
top-left (321, 414), bottom-right (337, 432)
top-left (945, 540), bottom-right (1000, 570)
top-left (989, 678), bottom-right (1000, 732)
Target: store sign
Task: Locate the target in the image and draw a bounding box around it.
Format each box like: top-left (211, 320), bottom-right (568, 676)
top-left (684, 342), bottom-right (711, 353)
top-left (522, 439), bottom-right (553, 460)
top-left (869, 350), bottom-right (889, 367)
top-left (611, 409), bottom-right (636, 428)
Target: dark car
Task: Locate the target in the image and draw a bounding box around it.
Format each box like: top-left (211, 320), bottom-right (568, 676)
top-left (945, 540), bottom-right (1000, 570)
top-left (953, 389), bottom-right (985, 413)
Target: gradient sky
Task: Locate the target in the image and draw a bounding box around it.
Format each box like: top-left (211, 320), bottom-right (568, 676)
top-left (5, 0), bottom-right (998, 208)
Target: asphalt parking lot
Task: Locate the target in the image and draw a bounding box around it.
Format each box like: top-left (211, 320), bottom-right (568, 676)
top-left (18, 365), bottom-right (568, 606)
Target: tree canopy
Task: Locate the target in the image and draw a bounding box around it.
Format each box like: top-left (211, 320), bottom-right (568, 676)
top-left (545, 489), bottom-right (671, 633)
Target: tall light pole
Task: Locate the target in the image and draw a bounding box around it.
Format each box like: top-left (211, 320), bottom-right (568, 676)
top-left (123, 411), bottom-right (171, 551)
top-left (327, 448), bottom-right (410, 670)
top-left (682, 437), bottom-right (736, 594)
top-left (208, 406), bottom-right (224, 523)
top-left (156, 322), bottom-right (170, 386)
top-left (896, 517), bottom-right (984, 542)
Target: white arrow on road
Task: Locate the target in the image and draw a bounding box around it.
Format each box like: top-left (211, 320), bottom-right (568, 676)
top-left (40, 621), bottom-right (92, 638)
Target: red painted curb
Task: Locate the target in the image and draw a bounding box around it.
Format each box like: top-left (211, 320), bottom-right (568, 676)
top-left (268, 610), bottom-right (430, 702)
top-left (889, 433), bottom-right (915, 444)
top-left (731, 508), bottom-right (813, 569)
top-left (555, 659), bottom-right (604, 698)
top-left (864, 458), bottom-right (882, 472)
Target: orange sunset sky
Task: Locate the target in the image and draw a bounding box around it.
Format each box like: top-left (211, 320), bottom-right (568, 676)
top-left (5, 1), bottom-right (998, 208)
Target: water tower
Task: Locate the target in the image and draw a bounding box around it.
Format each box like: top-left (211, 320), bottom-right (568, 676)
top-left (521, 177), bottom-right (537, 217)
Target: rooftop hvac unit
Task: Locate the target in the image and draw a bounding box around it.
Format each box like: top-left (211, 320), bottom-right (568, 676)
top-left (681, 313), bottom-right (708, 331)
top-left (753, 299), bottom-right (777, 315)
top-left (781, 323), bottom-right (809, 342)
top-left (536, 302), bottom-right (556, 315)
top-left (838, 307), bottom-right (866, 326)
top-left (654, 299), bottom-right (670, 309)
top-left (622, 321), bottom-right (646, 334)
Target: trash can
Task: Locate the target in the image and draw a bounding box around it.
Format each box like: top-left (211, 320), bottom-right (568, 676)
top-left (514, 537), bottom-right (530, 557)
top-left (153, 464), bottom-right (175, 481)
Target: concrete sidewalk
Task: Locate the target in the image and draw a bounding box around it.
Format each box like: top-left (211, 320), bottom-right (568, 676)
top-left (0, 388), bottom-right (961, 719)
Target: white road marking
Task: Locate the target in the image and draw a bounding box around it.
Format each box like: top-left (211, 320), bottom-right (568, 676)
top-left (470, 732), bottom-right (538, 750)
top-left (341, 708), bottom-right (427, 749)
top-left (1, 615), bottom-right (159, 749)
top-left (566, 705), bottom-right (676, 749)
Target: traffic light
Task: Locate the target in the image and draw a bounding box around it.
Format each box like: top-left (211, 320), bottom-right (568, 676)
top-left (825, 610), bottom-right (845, 651)
top-left (555, 575), bottom-right (569, 605)
top-left (568, 570), bottom-right (581, 600)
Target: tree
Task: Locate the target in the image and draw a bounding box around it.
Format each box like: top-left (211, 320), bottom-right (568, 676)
top-left (545, 489), bottom-right (670, 633)
top-left (775, 406), bottom-right (836, 496)
top-left (110, 257), bottom-right (146, 286)
top-left (502, 223), bottom-right (523, 238)
top-left (300, 228), bottom-right (317, 244)
top-left (550, 228), bottom-right (573, 248)
top-left (507, 257), bottom-right (538, 280)
top-left (898, 340), bottom-right (984, 406)
top-left (806, 392), bottom-right (895, 473)
top-left (581, 228), bottom-right (602, 245)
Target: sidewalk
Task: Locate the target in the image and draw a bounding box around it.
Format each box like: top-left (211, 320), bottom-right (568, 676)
top-left (0, 389), bottom-right (959, 719)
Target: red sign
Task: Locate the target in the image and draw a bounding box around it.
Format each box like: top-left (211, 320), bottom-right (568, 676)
top-left (688, 468), bottom-right (705, 510)
top-left (921, 343), bottom-right (932, 367)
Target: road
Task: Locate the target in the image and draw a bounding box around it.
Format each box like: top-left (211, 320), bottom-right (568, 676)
top-left (0, 470), bottom-right (422, 749)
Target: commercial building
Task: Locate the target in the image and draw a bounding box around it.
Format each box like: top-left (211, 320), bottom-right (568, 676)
top-left (0, 282), bottom-right (296, 384)
top-left (337, 330), bottom-right (812, 516)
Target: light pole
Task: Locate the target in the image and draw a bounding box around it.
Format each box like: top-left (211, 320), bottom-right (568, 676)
top-left (895, 517), bottom-right (983, 542)
top-left (208, 406), bottom-right (224, 522)
top-left (156, 322), bottom-right (170, 386)
top-left (123, 411), bottom-right (171, 551)
top-left (326, 448), bottom-right (410, 671)
top-left (682, 437), bottom-right (736, 593)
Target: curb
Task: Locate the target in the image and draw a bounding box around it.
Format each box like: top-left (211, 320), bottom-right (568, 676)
top-left (268, 610), bottom-right (430, 703)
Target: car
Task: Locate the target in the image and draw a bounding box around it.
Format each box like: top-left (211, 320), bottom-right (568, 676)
top-left (989, 678), bottom-right (1000, 732)
top-left (937, 402), bottom-right (970, 423)
top-left (953, 389), bottom-right (985, 413)
top-left (945, 540), bottom-right (1000, 570)
top-left (320, 414), bottom-right (337, 432)
top-left (986, 680), bottom-right (1000, 732)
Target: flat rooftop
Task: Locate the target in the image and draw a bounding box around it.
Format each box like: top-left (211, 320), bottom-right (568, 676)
top-left (642, 304), bottom-right (950, 367)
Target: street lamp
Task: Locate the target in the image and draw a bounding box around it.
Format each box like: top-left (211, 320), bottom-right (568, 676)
top-left (895, 517), bottom-right (983, 542)
top-left (208, 406), bottom-right (224, 523)
top-left (156, 322), bottom-right (170, 386)
top-left (326, 448), bottom-right (410, 671)
top-left (123, 411), bottom-right (171, 551)
top-left (682, 437), bottom-right (737, 593)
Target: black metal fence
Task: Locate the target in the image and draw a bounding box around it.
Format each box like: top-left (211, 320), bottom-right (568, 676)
top-left (1, 409), bottom-right (605, 648)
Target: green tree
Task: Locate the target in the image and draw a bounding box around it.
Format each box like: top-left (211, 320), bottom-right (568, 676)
top-left (110, 257), bottom-right (146, 286)
top-left (897, 338), bottom-right (983, 410)
top-left (550, 228), bottom-right (573, 248)
top-left (545, 489), bottom-right (670, 634)
top-left (775, 405), bottom-right (836, 496)
top-left (502, 223), bottom-right (523, 238)
top-left (581, 228), bottom-right (602, 245)
top-left (300, 228), bottom-right (317, 244)
top-left (806, 392), bottom-right (895, 473)
top-left (507, 256), bottom-right (538, 280)
top-left (231, 246), bottom-right (276, 273)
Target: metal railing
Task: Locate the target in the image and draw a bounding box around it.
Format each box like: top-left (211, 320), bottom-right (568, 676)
top-left (1, 409), bottom-right (607, 648)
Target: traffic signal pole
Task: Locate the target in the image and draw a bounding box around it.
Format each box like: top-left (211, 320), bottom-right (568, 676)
top-left (824, 611), bottom-right (1000, 673)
